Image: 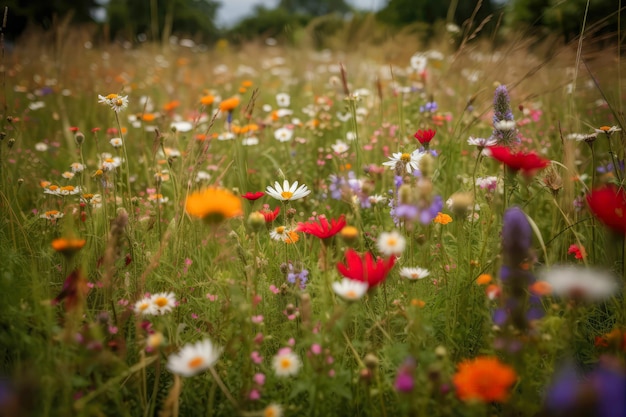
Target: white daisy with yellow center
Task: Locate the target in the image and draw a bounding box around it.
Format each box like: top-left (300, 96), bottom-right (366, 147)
top-left (134, 297), bottom-right (157, 315)
top-left (332, 278), bottom-right (369, 301)
top-left (377, 230), bottom-right (406, 257)
top-left (150, 292), bottom-right (176, 315)
top-left (399, 267), bottom-right (430, 281)
top-left (266, 180), bottom-right (311, 201)
top-left (272, 348), bottom-right (301, 377)
top-left (263, 403), bottom-right (284, 417)
top-left (382, 149), bottom-right (425, 174)
top-left (166, 338), bottom-right (222, 377)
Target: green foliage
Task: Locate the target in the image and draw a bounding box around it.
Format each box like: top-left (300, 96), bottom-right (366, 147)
top-left (227, 6), bottom-right (309, 43)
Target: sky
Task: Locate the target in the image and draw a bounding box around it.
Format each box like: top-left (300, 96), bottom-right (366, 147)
top-left (217, 0), bottom-right (385, 27)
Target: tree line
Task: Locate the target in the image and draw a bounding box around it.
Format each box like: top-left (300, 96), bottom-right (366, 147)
top-left (1, 0), bottom-right (622, 45)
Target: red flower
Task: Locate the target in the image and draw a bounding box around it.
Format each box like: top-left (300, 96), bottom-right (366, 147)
top-left (53, 268), bottom-right (89, 311)
top-left (259, 205), bottom-right (280, 223)
top-left (69, 126), bottom-right (80, 133)
top-left (488, 146), bottom-right (549, 175)
top-left (337, 249), bottom-right (395, 287)
top-left (586, 186), bottom-right (626, 234)
top-left (242, 191), bottom-right (265, 201)
top-left (414, 129), bottom-right (436, 145)
top-left (567, 244), bottom-right (586, 260)
top-left (297, 215), bottom-right (346, 240)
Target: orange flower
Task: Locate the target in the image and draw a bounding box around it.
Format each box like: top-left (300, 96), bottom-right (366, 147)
top-left (163, 100), bottom-right (181, 112)
top-left (241, 80), bottom-right (253, 88)
top-left (200, 95), bottom-right (215, 106)
top-left (453, 356), bottom-right (517, 403)
top-left (529, 281), bottom-right (552, 296)
top-left (185, 188), bottom-right (243, 223)
top-left (433, 212), bottom-right (453, 225)
top-left (476, 274), bottom-right (492, 285)
top-left (52, 238), bottom-right (86, 256)
top-left (142, 113), bottom-right (156, 122)
top-left (219, 97), bottom-right (240, 112)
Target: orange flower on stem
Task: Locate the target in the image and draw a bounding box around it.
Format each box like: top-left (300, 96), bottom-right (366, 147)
top-left (453, 356), bottom-right (517, 403)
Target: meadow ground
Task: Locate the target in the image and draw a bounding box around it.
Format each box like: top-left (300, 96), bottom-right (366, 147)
top-left (0, 21), bottom-right (625, 417)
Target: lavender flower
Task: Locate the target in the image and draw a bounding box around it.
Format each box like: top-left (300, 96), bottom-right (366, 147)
top-left (491, 85), bottom-right (518, 145)
top-left (285, 263), bottom-right (309, 289)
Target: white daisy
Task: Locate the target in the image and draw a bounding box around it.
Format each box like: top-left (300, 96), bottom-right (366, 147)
top-left (274, 127), bottom-right (293, 143)
top-left (368, 194), bottom-right (387, 205)
top-left (272, 348), bottom-right (301, 377)
top-left (377, 230), bottom-right (406, 257)
top-left (110, 137), bottom-right (123, 148)
top-left (276, 93), bottom-right (291, 107)
top-left (70, 162), bottom-right (85, 173)
top-left (266, 180), bottom-right (311, 201)
top-left (102, 157), bottom-right (122, 171)
top-left (61, 171), bottom-right (75, 180)
top-left (467, 136), bottom-right (497, 148)
top-left (263, 403), bottom-right (284, 417)
top-left (242, 136), bottom-right (259, 146)
top-left (382, 150), bottom-right (425, 174)
top-left (594, 125), bottom-right (622, 136)
top-left (332, 278), bottom-right (369, 301)
top-left (331, 140), bottom-right (349, 154)
top-left (166, 338), bottom-right (223, 377)
top-left (541, 265), bottom-right (619, 302)
top-left (98, 93), bottom-right (129, 113)
top-left (134, 297), bottom-right (157, 315)
top-left (150, 292), bottom-right (176, 315)
top-left (269, 226), bottom-right (297, 243)
top-left (399, 267), bottom-right (430, 280)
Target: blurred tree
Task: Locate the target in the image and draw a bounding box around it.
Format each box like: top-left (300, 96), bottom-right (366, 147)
top-left (277, 0), bottom-right (351, 16)
top-left (377, 0), bottom-right (496, 28)
top-left (228, 5), bottom-right (308, 42)
top-left (106, 0), bottom-right (220, 42)
top-left (509, 0), bottom-right (623, 41)
top-left (1, 0), bottom-right (98, 40)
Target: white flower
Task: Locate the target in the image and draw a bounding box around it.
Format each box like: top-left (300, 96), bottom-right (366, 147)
top-left (274, 108), bottom-right (293, 118)
top-left (110, 137), bottom-right (123, 148)
top-left (242, 136), bottom-right (259, 146)
top-left (594, 125), bottom-right (622, 136)
top-left (368, 194), bottom-right (387, 205)
top-left (166, 338), bottom-right (223, 377)
top-left (272, 348), bottom-right (301, 377)
top-left (475, 176), bottom-right (499, 192)
top-left (399, 267), bottom-right (430, 280)
top-left (195, 171), bottom-right (211, 182)
top-left (541, 265), bottom-right (619, 302)
top-left (494, 120), bottom-right (516, 131)
top-left (467, 136), bottom-right (497, 148)
top-left (270, 226), bottom-right (296, 242)
top-left (276, 93), bottom-right (290, 107)
top-left (382, 150), bottom-right (425, 174)
top-left (102, 156), bottom-right (122, 171)
top-left (266, 180), bottom-right (311, 201)
top-left (35, 142), bottom-right (49, 152)
top-left (331, 140), bottom-right (349, 154)
top-left (274, 127), bottom-right (293, 143)
top-left (98, 93), bottom-right (129, 113)
top-left (70, 162), bottom-right (85, 173)
top-left (171, 121), bottom-right (193, 132)
top-left (150, 292), bottom-right (176, 314)
top-left (332, 278), bottom-right (369, 301)
top-left (61, 171), bottom-right (75, 180)
top-left (377, 230), bottom-right (406, 257)
top-left (218, 132), bottom-right (235, 141)
top-left (410, 53), bottom-right (428, 73)
top-left (263, 403), bottom-right (284, 417)
top-left (134, 297), bottom-right (157, 315)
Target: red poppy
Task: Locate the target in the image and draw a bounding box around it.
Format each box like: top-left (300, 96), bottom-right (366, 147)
top-left (337, 249), bottom-right (395, 287)
top-left (259, 205), bottom-right (280, 223)
top-left (242, 191), bottom-right (265, 201)
top-left (488, 146), bottom-right (549, 175)
top-left (414, 129), bottom-right (436, 145)
top-left (586, 186), bottom-right (626, 234)
top-left (297, 215), bottom-right (346, 240)
top-left (69, 126), bottom-right (80, 133)
top-left (567, 244), bottom-right (586, 260)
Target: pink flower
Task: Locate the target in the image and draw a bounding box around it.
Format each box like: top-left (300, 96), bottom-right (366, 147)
top-left (253, 373), bottom-right (266, 386)
top-left (248, 389), bottom-right (261, 400)
top-left (251, 351), bottom-right (263, 364)
top-left (311, 344), bottom-right (322, 355)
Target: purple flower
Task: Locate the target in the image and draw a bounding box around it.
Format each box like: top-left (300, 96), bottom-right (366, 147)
top-left (502, 206), bottom-right (532, 265)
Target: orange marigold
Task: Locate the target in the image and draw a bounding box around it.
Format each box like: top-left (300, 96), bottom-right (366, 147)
top-left (453, 356), bottom-right (517, 403)
top-left (433, 212), bottom-right (453, 225)
top-left (200, 95), bottom-right (215, 106)
top-left (52, 238), bottom-right (86, 256)
top-left (219, 97), bottom-right (240, 112)
top-left (185, 188), bottom-right (243, 223)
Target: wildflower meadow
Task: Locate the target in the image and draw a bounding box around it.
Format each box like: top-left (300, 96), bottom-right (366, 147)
top-left (1, 6), bottom-right (626, 417)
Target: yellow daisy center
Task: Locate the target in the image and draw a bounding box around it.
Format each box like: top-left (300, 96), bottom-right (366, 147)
top-left (105, 93), bottom-right (118, 99)
top-left (264, 408), bottom-right (277, 417)
top-left (346, 289), bottom-right (357, 298)
top-left (281, 191), bottom-right (293, 199)
top-left (411, 273), bottom-right (419, 279)
top-left (400, 153), bottom-right (411, 162)
top-left (188, 357), bottom-right (204, 369)
top-left (115, 99), bottom-right (124, 106)
top-left (280, 358), bottom-right (292, 369)
top-left (139, 302), bottom-right (150, 311)
top-left (386, 237), bottom-right (397, 246)
top-left (600, 126), bottom-right (610, 131)
top-left (154, 297), bottom-right (168, 307)
top-left (275, 226), bottom-right (286, 234)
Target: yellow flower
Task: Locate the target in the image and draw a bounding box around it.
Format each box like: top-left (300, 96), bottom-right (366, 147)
top-left (433, 212), bottom-right (453, 225)
top-left (185, 188), bottom-right (243, 223)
